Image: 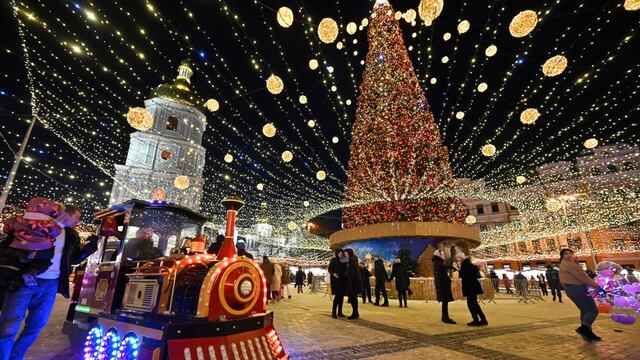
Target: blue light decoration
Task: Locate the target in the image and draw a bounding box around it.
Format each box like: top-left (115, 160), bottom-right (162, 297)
top-left (117, 332), bottom-right (141, 360)
top-left (73, 2), bottom-right (81, 9)
top-left (516, 58), bottom-right (524, 65)
top-left (376, 53), bottom-right (386, 62)
top-left (84, 326), bottom-right (103, 360)
top-left (417, 101), bottom-right (426, 110)
top-left (199, 51), bottom-right (206, 59)
top-left (0, 91), bottom-right (6, 96)
top-left (97, 328), bottom-right (121, 360)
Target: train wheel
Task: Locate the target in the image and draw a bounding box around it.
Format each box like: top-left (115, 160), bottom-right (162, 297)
top-left (83, 326), bottom-right (103, 360)
top-left (117, 332), bottom-right (141, 360)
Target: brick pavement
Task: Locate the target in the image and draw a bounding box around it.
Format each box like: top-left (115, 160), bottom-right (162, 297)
top-left (17, 291), bottom-right (640, 359)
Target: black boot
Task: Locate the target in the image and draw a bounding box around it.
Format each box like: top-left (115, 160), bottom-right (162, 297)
top-left (575, 325), bottom-right (592, 342)
top-left (442, 318), bottom-right (457, 324)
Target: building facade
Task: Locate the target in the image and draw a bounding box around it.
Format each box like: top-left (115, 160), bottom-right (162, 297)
top-left (109, 61), bottom-right (206, 210)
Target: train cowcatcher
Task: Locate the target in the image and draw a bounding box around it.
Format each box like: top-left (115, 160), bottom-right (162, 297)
top-left (63, 197), bottom-right (287, 360)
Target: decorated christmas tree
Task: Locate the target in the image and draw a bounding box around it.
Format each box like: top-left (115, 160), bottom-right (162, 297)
top-left (343, 1), bottom-right (467, 228)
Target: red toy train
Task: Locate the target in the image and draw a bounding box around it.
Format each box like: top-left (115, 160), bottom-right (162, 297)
top-left (63, 197), bottom-right (287, 359)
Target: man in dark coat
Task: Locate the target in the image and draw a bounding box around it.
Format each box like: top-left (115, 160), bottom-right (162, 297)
top-left (432, 249), bottom-right (456, 324)
top-left (295, 267), bottom-right (305, 293)
top-left (459, 254), bottom-right (488, 326)
top-left (306, 270), bottom-right (313, 286)
top-left (360, 262), bottom-right (372, 303)
top-left (0, 204), bottom-right (97, 359)
top-left (328, 249), bottom-right (347, 318)
top-left (546, 265), bottom-right (563, 302)
top-left (389, 258), bottom-right (410, 307)
top-left (260, 256), bottom-right (275, 300)
top-left (344, 249), bottom-right (362, 319)
top-left (235, 241), bottom-right (253, 259)
top-left (206, 234), bottom-right (225, 255)
top-left (373, 255), bottom-right (389, 306)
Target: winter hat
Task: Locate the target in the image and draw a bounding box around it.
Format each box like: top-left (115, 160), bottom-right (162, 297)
top-left (455, 252), bottom-right (466, 260)
top-left (236, 241), bottom-right (246, 250)
top-left (23, 197), bottom-right (62, 220)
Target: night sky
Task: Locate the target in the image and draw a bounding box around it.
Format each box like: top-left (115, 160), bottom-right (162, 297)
top-left (0, 0), bottom-right (638, 231)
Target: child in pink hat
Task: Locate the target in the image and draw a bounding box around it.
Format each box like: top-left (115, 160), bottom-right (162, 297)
top-left (0, 197), bottom-right (63, 289)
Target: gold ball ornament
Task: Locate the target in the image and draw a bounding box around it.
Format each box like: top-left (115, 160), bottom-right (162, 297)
top-left (299, 95), bottom-right (308, 104)
top-left (361, 18), bottom-right (369, 27)
top-left (224, 153), bottom-right (233, 163)
top-left (336, 41), bottom-right (344, 50)
top-left (205, 98), bottom-right (220, 112)
top-left (455, 111), bottom-right (465, 120)
top-left (266, 75), bottom-right (284, 94)
top-left (465, 215), bottom-right (477, 225)
top-left (174, 175), bottom-right (190, 190)
top-left (150, 187), bottom-right (166, 201)
top-left (160, 149), bottom-right (172, 160)
top-left (441, 56), bottom-right (449, 64)
top-left (509, 10), bottom-right (538, 38)
top-left (287, 221), bottom-right (298, 231)
top-left (443, 32), bottom-right (451, 41)
top-left (430, 77), bottom-right (437, 84)
top-left (516, 175), bottom-right (527, 184)
top-left (624, 0), bottom-right (640, 10)
top-left (281, 151), bottom-right (293, 162)
top-left (332, 136), bottom-right (339, 143)
top-left (316, 170), bottom-right (327, 181)
top-left (481, 144), bottom-right (496, 157)
top-left (485, 45), bottom-right (497, 57)
top-left (477, 82), bottom-right (488, 92)
top-left (303, 201), bottom-right (310, 207)
top-left (418, 0), bottom-right (444, 23)
top-left (394, 11), bottom-right (402, 21)
top-left (404, 9), bottom-right (417, 23)
top-left (126, 107), bottom-right (154, 131)
top-left (542, 55), bottom-right (568, 77)
top-left (318, 18), bottom-right (339, 44)
top-left (262, 123), bottom-right (277, 138)
top-left (276, 7), bottom-right (294, 28)
top-left (256, 183), bottom-right (264, 191)
top-left (545, 198), bottom-right (562, 212)
top-left (346, 22), bottom-right (357, 35)
top-left (457, 20), bottom-right (470, 34)
top-left (309, 59), bottom-right (319, 70)
top-left (520, 108), bottom-right (540, 124)
top-left (307, 120), bottom-right (316, 128)
top-left (584, 138), bottom-right (598, 149)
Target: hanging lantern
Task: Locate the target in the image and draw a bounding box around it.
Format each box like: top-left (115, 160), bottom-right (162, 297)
top-left (281, 150), bottom-right (293, 162)
top-left (256, 183), bottom-right (264, 191)
top-left (266, 74), bottom-right (284, 94)
top-left (309, 59), bottom-right (319, 70)
top-left (481, 144), bottom-right (496, 157)
top-left (584, 138), bottom-right (598, 149)
top-left (520, 108), bottom-right (540, 124)
top-left (624, 0), bottom-right (640, 10)
top-left (174, 175), bottom-right (190, 190)
top-left (346, 22), bottom-right (357, 35)
top-left (443, 32), bottom-right (451, 41)
top-left (276, 7), bottom-right (294, 28)
top-left (477, 82), bottom-right (488, 92)
top-left (465, 215), bottom-right (477, 225)
top-left (150, 187), bottom-right (166, 201)
top-left (224, 154), bottom-right (233, 163)
top-left (262, 123), bottom-right (277, 138)
top-left (299, 95), bottom-right (308, 104)
top-left (160, 149), bottom-right (172, 160)
top-left (485, 45), bottom-right (497, 57)
top-left (457, 20), bottom-right (470, 34)
top-left (455, 111), bottom-right (465, 120)
top-left (126, 107), bottom-right (154, 131)
top-left (318, 18), bottom-right (339, 44)
top-left (509, 10), bottom-right (538, 38)
top-left (205, 99), bottom-right (220, 112)
top-left (516, 176), bottom-right (527, 184)
top-left (307, 120), bottom-right (316, 128)
top-left (542, 55), bottom-right (568, 77)
top-left (418, 0), bottom-right (444, 23)
top-left (316, 170), bottom-right (327, 180)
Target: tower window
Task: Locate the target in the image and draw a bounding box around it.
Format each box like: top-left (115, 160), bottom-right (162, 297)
top-left (166, 116), bottom-right (179, 131)
top-left (476, 204), bottom-right (484, 215)
top-left (491, 202), bottom-right (500, 213)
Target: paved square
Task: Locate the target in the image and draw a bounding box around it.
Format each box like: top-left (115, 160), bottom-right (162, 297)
top-left (22, 291), bottom-right (640, 359)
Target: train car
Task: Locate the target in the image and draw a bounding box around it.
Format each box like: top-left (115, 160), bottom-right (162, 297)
top-left (63, 197), bottom-right (287, 360)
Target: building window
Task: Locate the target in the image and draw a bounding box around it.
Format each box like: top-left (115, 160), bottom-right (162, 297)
top-left (567, 237), bottom-right (582, 250)
top-left (509, 204), bottom-right (518, 211)
top-left (546, 238), bottom-right (557, 252)
top-left (499, 244), bottom-right (508, 253)
top-left (487, 264), bottom-right (494, 270)
top-left (491, 202), bottom-right (500, 213)
top-left (480, 224), bottom-right (487, 232)
top-left (166, 116), bottom-right (179, 131)
top-left (523, 264), bottom-right (531, 271)
top-left (614, 239), bottom-right (625, 252)
top-left (503, 264), bottom-right (511, 270)
top-left (518, 242), bottom-right (527, 253)
top-left (532, 239), bottom-right (542, 254)
top-left (476, 204), bottom-right (484, 215)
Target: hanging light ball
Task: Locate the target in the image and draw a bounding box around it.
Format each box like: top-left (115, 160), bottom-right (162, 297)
top-left (418, 0), bottom-right (444, 23)
top-left (309, 59), bottom-right (319, 70)
top-left (520, 108), bottom-right (541, 124)
top-left (256, 183), bottom-right (264, 191)
top-left (465, 215), bottom-right (477, 225)
top-left (150, 187), bottom-right (166, 201)
top-left (542, 55), bottom-right (568, 77)
top-left (331, 85), bottom-right (337, 92)
top-left (262, 123), bottom-right (277, 138)
top-left (307, 120), bottom-right (316, 128)
top-left (287, 221), bottom-right (298, 231)
top-left (224, 154), bottom-right (233, 163)
top-left (303, 201), bottom-right (310, 207)
top-left (430, 77), bottom-right (437, 84)
top-left (516, 175), bottom-right (527, 184)
top-left (394, 11), bottom-right (402, 20)
top-left (404, 9), bottom-right (417, 23)
top-left (316, 170), bottom-right (327, 180)
top-left (160, 149), bottom-right (172, 160)
top-left (266, 74), bottom-right (284, 94)
top-left (276, 7), bottom-right (294, 28)
top-left (457, 20), bottom-right (470, 34)
top-left (485, 45), bottom-right (497, 57)
top-left (174, 175), bottom-right (190, 190)
top-left (624, 0), bottom-right (640, 10)
top-left (318, 18), bottom-right (339, 44)
top-left (509, 10), bottom-right (538, 38)
top-left (332, 136), bottom-right (339, 143)
top-left (346, 99), bottom-right (352, 105)
top-left (443, 32), bottom-right (451, 41)
top-left (455, 111), bottom-right (465, 120)
top-left (584, 138), bottom-right (599, 149)
top-left (481, 144), bottom-right (496, 157)
top-left (477, 82), bottom-right (488, 92)
top-left (441, 56), bottom-right (449, 64)
top-left (205, 99), bottom-right (220, 112)
top-left (126, 107), bottom-right (154, 131)
top-left (281, 151), bottom-right (293, 162)
top-left (545, 198), bottom-right (562, 212)
top-left (346, 22), bottom-right (357, 35)
top-left (336, 41), bottom-right (344, 50)
top-left (361, 18), bottom-right (369, 27)
top-left (299, 95), bottom-right (308, 104)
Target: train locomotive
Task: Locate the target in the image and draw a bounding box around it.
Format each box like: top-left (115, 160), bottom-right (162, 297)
top-left (63, 197), bottom-right (287, 360)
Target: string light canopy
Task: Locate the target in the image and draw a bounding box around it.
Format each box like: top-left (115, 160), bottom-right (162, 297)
top-left (126, 107), bottom-right (153, 131)
top-left (542, 55), bottom-right (569, 77)
top-left (317, 18), bottom-right (339, 44)
top-left (509, 10), bottom-right (538, 38)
